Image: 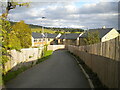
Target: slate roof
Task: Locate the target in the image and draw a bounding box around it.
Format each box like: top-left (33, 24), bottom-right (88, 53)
top-left (32, 32), bottom-right (43, 39)
top-left (80, 28), bottom-right (113, 38)
top-left (32, 32), bottom-right (58, 39)
top-left (44, 33), bottom-right (58, 38)
top-left (59, 33), bottom-right (80, 39)
top-left (117, 30), bottom-right (120, 33)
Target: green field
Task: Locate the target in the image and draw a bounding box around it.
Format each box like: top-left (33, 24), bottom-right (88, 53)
top-left (31, 28), bottom-right (56, 33)
top-left (31, 28), bottom-right (82, 34)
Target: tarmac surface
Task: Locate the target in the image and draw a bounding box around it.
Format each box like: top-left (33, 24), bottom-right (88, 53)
top-left (6, 50), bottom-right (90, 88)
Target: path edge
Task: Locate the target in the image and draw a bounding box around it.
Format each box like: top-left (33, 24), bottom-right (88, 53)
top-left (69, 52), bottom-right (94, 89)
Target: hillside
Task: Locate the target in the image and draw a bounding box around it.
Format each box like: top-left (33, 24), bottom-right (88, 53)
top-left (10, 21), bottom-right (84, 33)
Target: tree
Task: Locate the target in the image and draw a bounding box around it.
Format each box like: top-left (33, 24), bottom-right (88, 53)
top-left (0, 0), bottom-right (29, 73)
top-left (84, 31), bottom-right (100, 45)
top-left (8, 31), bottom-right (21, 50)
top-left (12, 20), bottom-right (32, 48)
top-left (1, 19), bottom-right (11, 64)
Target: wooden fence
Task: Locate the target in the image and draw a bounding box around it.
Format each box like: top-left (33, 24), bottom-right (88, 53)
top-left (78, 36), bottom-right (120, 61)
top-left (67, 36), bottom-right (120, 88)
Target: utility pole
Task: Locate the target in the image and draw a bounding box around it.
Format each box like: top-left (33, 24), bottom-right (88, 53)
top-left (41, 17), bottom-right (46, 56)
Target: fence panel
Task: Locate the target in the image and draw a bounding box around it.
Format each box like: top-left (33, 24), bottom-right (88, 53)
top-left (67, 36), bottom-right (120, 88)
top-left (78, 36), bottom-right (120, 61)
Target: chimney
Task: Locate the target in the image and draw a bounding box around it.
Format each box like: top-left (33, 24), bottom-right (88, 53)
top-left (102, 26), bottom-right (106, 29)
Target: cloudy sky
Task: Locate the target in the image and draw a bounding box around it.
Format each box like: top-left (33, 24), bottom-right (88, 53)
top-left (0, 0), bottom-right (119, 29)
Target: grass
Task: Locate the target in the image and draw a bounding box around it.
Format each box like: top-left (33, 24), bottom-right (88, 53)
top-left (36, 50), bottom-right (53, 64)
top-left (44, 50), bottom-right (53, 57)
top-left (31, 28), bottom-right (55, 33)
top-left (2, 50), bottom-right (53, 85)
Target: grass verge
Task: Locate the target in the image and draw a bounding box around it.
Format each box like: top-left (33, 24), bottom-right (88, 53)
top-left (36, 50), bottom-right (53, 64)
top-left (2, 50), bottom-right (53, 85)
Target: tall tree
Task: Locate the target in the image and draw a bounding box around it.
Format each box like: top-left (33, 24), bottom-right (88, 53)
top-left (12, 20), bottom-right (32, 48)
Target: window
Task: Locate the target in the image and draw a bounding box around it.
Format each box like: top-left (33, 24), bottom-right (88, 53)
top-left (48, 39), bottom-right (50, 41)
top-left (34, 39), bottom-right (37, 42)
top-left (43, 39), bottom-right (45, 41)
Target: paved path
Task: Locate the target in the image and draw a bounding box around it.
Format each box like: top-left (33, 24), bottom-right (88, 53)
top-left (6, 50), bottom-right (90, 88)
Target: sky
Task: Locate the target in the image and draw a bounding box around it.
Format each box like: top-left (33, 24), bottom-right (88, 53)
top-left (0, 0), bottom-right (119, 30)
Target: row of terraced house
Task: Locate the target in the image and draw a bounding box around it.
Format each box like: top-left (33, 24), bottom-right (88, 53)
top-left (31, 27), bottom-right (120, 47)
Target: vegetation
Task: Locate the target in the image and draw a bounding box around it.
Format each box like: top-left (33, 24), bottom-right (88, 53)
top-left (12, 20), bottom-right (32, 48)
top-left (84, 31), bottom-right (100, 45)
top-left (36, 50), bottom-right (53, 64)
top-left (10, 21), bottom-right (56, 34)
top-left (8, 30), bottom-right (21, 50)
top-left (31, 28), bottom-right (55, 34)
top-left (1, 0), bottom-right (30, 74)
top-left (46, 27), bottom-right (84, 33)
top-left (1, 0), bottom-right (52, 85)
top-left (31, 28), bottom-right (83, 34)
top-left (1, 19), bottom-right (11, 65)
top-left (10, 21), bottom-right (84, 34)
top-left (1, 20), bottom-right (32, 66)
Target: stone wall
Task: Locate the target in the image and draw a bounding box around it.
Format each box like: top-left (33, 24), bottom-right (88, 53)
top-left (4, 48), bottom-right (42, 73)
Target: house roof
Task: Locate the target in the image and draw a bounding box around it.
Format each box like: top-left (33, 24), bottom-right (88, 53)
top-left (80, 28), bottom-right (113, 38)
top-left (59, 33), bottom-right (80, 39)
top-left (117, 30), bottom-right (120, 33)
top-left (32, 32), bottom-right (58, 39)
top-left (32, 32), bottom-right (43, 39)
top-left (44, 33), bottom-right (58, 38)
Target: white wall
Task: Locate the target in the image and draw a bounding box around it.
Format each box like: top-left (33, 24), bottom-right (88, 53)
top-left (31, 37), bottom-right (34, 46)
top-left (47, 45), bottom-right (65, 51)
top-left (102, 28), bottom-right (119, 42)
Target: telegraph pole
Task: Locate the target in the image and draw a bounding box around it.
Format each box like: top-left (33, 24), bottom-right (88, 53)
top-left (41, 17), bottom-right (46, 56)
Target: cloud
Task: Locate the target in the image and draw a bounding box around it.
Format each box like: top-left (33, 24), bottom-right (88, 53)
top-left (5, 1), bottom-right (119, 29)
top-left (78, 2), bottom-right (118, 14)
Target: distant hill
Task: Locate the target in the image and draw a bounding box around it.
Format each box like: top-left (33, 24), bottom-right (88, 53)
top-left (46, 27), bottom-right (84, 32)
top-left (28, 24), bottom-right (42, 28)
top-left (10, 21), bottom-right (84, 33)
top-left (10, 21), bottom-right (42, 28)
